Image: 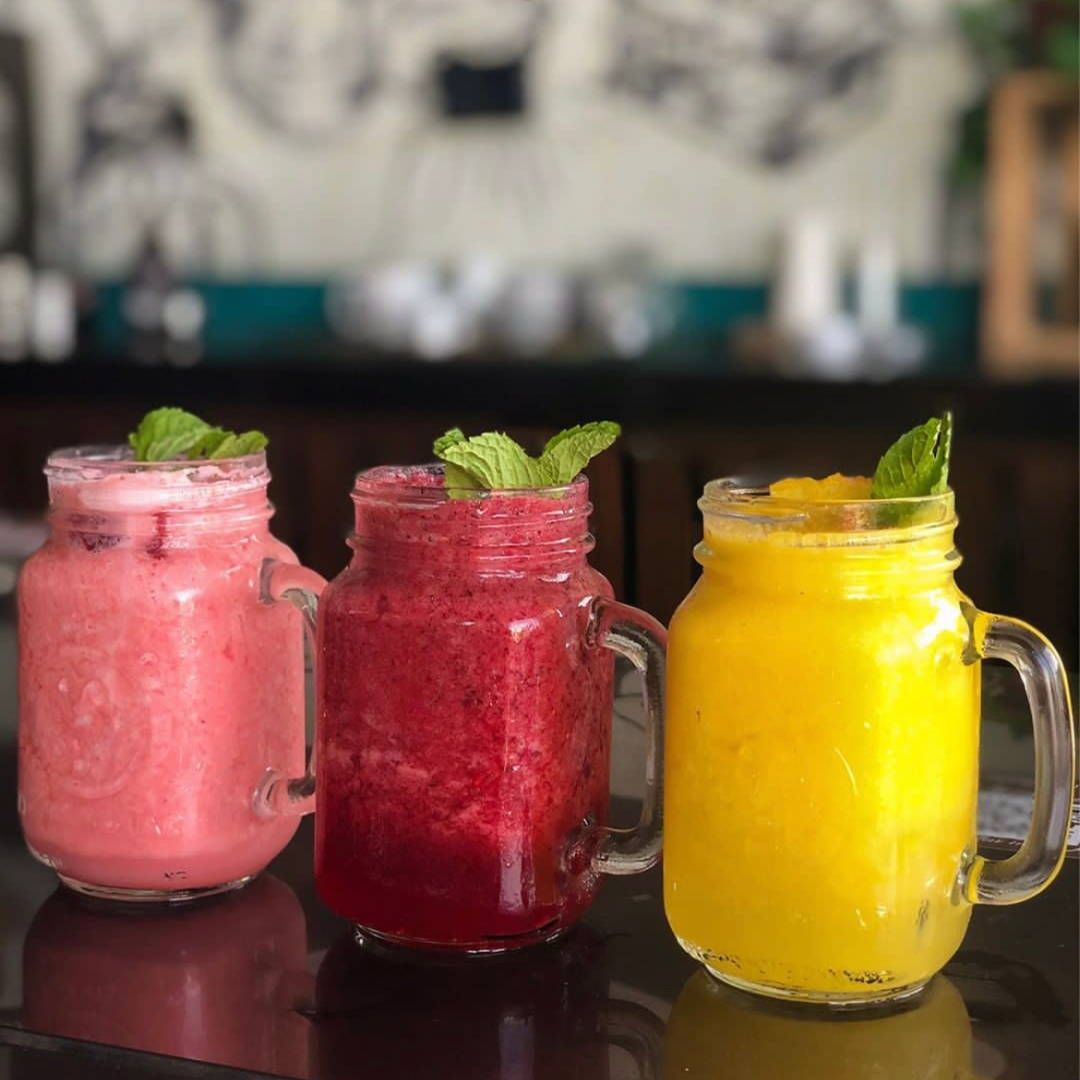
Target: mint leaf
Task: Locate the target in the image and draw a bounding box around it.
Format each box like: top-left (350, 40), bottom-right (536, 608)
top-left (432, 430), bottom-right (481, 495)
top-left (128, 407), bottom-right (210, 462)
top-left (433, 422), bottom-right (622, 491)
top-left (433, 428), bottom-right (467, 457)
top-left (930, 410), bottom-right (952, 494)
top-left (128, 407), bottom-right (268, 462)
top-left (871, 411), bottom-right (953, 499)
top-left (442, 463), bottom-right (482, 492)
top-left (538, 421), bottom-right (621, 485)
top-left (208, 430), bottom-right (268, 459)
top-left (186, 426), bottom-right (229, 459)
top-left (435, 431), bottom-right (548, 489)
top-left (437, 432), bottom-right (483, 493)
top-left (432, 432), bottom-right (483, 494)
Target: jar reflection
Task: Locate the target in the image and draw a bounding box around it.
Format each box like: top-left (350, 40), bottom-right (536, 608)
top-left (664, 971), bottom-right (974, 1080)
top-left (313, 927), bottom-right (662, 1080)
top-left (22, 875), bottom-right (311, 1074)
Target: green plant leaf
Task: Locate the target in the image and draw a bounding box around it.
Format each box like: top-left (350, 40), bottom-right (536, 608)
top-left (433, 422), bottom-right (622, 491)
top-left (441, 462), bottom-right (482, 494)
top-left (128, 407), bottom-right (268, 462)
top-left (128, 407), bottom-right (210, 462)
top-left (434, 431), bottom-right (548, 489)
top-left (433, 428), bottom-right (467, 457)
top-left (186, 426), bottom-right (230, 459)
top-left (1048, 26), bottom-right (1080, 78)
top-left (208, 430), bottom-right (268, 459)
top-left (433, 429), bottom-right (481, 496)
top-left (930, 410), bottom-right (953, 494)
top-left (538, 421), bottom-right (622, 485)
top-left (871, 412), bottom-right (953, 499)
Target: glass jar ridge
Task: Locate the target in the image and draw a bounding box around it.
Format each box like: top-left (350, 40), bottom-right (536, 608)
top-left (349, 464), bottom-right (595, 573)
top-left (44, 445), bottom-right (274, 541)
top-left (695, 478), bottom-right (961, 595)
top-left (698, 477), bottom-right (957, 544)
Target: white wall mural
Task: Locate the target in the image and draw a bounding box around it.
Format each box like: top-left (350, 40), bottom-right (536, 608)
top-left (0, 0), bottom-right (977, 277)
top-left (209, 0), bottom-right (382, 140)
top-left (608, 0), bottom-right (897, 167)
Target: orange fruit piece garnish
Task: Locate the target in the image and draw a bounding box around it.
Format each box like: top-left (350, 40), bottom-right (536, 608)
top-left (769, 473), bottom-right (873, 501)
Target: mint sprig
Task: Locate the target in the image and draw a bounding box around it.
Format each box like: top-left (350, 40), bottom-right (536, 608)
top-left (433, 421), bottom-right (621, 491)
top-left (432, 428), bottom-right (481, 492)
top-left (539, 423), bottom-right (622, 485)
top-left (438, 431), bottom-right (549, 489)
top-left (128, 407), bottom-right (268, 462)
top-left (871, 411), bottom-right (952, 499)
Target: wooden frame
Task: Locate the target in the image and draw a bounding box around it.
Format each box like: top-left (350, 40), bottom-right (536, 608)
top-left (983, 72), bottom-right (1079, 376)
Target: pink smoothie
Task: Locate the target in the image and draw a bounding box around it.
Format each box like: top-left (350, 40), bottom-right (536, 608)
top-left (316, 466), bottom-right (614, 949)
top-left (18, 447), bottom-right (305, 896)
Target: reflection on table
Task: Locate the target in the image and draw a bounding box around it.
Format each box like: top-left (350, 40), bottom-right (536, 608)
top-left (21, 874), bottom-right (312, 1075)
top-left (311, 926), bottom-right (664, 1080)
top-left (664, 970), bottom-right (977, 1080)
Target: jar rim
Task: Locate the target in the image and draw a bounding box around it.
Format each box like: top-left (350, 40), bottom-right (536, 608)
top-left (352, 463), bottom-right (587, 505)
top-left (699, 476), bottom-right (956, 541)
top-left (348, 464), bottom-right (593, 569)
top-left (45, 444), bottom-right (269, 482)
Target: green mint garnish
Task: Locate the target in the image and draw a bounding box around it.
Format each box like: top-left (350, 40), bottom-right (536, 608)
top-left (436, 430), bottom-right (550, 489)
top-left (433, 421), bottom-right (621, 492)
top-left (432, 429), bottom-right (482, 493)
top-left (538, 423), bottom-right (622, 485)
top-left (204, 430), bottom-right (269, 459)
top-left (871, 411), bottom-right (952, 499)
top-left (128, 407), bottom-right (268, 462)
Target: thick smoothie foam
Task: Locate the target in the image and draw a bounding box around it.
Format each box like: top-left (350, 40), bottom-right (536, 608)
top-left (315, 467), bottom-right (614, 948)
top-left (18, 447), bottom-right (305, 895)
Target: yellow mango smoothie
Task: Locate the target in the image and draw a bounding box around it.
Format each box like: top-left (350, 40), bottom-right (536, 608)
top-left (666, 414), bottom-right (1074, 1006)
top-left (665, 474), bottom-right (980, 1002)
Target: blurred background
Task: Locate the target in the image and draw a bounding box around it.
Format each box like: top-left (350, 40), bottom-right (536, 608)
top-left (0, 0), bottom-right (1075, 663)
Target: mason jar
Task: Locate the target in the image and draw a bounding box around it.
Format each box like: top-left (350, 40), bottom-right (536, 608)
top-left (18, 445), bottom-right (312, 901)
top-left (664, 479), bottom-right (1075, 1005)
top-left (313, 464), bottom-right (667, 952)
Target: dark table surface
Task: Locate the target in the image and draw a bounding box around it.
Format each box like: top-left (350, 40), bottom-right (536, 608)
top-left (0, 612), bottom-right (1075, 1079)
top-left (0, 828), bottom-right (1076, 1080)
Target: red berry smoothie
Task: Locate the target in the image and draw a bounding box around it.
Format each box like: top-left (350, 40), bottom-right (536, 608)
top-left (315, 466), bottom-right (614, 950)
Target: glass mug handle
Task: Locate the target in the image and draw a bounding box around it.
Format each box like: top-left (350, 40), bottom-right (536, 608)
top-left (586, 597), bottom-right (667, 876)
top-left (961, 605), bottom-right (1076, 905)
top-left (598, 1000), bottom-right (665, 1079)
top-left (254, 558), bottom-right (327, 818)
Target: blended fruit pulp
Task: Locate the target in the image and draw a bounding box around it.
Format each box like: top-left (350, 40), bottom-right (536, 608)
top-left (665, 485), bottom-right (979, 997)
top-left (315, 468), bottom-right (613, 949)
top-left (18, 456), bottom-right (305, 893)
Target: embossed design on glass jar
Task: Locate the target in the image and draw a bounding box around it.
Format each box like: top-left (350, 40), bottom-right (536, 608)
top-left (17, 445), bottom-right (311, 902)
